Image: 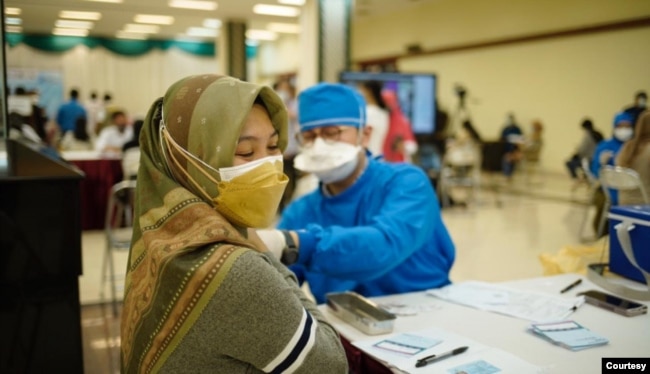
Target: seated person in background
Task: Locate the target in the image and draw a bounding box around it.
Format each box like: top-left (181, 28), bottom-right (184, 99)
top-left (257, 83), bottom-right (455, 304)
top-left (7, 111), bottom-right (43, 144)
top-left (522, 120), bottom-right (544, 163)
top-left (60, 117), bottom-right (93, 151)
top-left (445, 119), bottom-right (482, 169)
top-left (499, 113), bottom-right (524, 178)
top-left (121, 119), bottom-right (143, 180)
top-left (94, 110), bottom-right (133, 155)
top-left (590, 111), bottom-right (634, 235)
top-left (121, 119), bottom-right (143, 153)
top-left (565, 118), bottom-right (603, 181)
top-left (120, 75), bottom-right (347, 373)
top-left (616, 110), bottom-right (650, 205)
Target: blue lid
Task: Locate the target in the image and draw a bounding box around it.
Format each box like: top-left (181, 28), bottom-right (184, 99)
top-left (609, 205), bottom-right (650, 221)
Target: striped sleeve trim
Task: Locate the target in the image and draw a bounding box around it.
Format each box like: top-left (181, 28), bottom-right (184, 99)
top-left (263, 308), bottom-right (317, 374)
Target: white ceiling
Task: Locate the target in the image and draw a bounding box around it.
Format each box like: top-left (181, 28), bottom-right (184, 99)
top-left (4, 0), bottom-right (433, 41)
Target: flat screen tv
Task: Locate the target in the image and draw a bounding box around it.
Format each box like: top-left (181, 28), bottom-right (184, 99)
top-left (339, 71), bottom-right (437, 135)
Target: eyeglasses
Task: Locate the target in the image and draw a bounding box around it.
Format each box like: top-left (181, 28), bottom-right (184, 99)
top-left (297, 126), bottom-right (352, 146)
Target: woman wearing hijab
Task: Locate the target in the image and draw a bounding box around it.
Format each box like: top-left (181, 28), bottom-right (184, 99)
top-left (616, 110), bottom-right (650, 205)
top-left (120, 74), bottom-right (347, 374)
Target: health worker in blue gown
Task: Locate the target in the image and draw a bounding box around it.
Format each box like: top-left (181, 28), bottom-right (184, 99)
top-left (257, 83), bottom-right (455, 304)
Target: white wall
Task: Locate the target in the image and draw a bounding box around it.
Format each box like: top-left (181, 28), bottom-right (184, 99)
top-left (6, 44), bottom-right (219, 120)
top-left (352, 0), bottom-right (650, 173)
top-left (255, 34), bottom-right (300, 79)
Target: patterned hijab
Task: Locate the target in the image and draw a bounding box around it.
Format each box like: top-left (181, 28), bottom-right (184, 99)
top-left (617, 110), bottom-right (650, 167)
top-left (120, 74), bottom-right (287, 373)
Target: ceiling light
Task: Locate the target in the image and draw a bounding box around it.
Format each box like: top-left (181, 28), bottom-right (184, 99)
top-left (278, 0), bottom-right (305, 5)
top-left (169, 0), bottom-right (218, 11)
top-left (123, 24), bottom-right (160, 34)
top-left (53, 28), bottom-right (89, 37)
top-left (6, 25), bottom-right (22, 33)
top-left (59, 11), bottom-right (102, 21)
top-left (134, 14), bottom-right (175, 25)
top-left (246, 29), bottom-right (278, 41)
top-left (253, 4), bottom-right (300, 17)
top-left (85, 0), bottom-right (123, 3)
top-left (203, 18), bottom-right (222, 28)
top-left (267, 22), bottom-right (300, 33)
top-left (116, 31), bottom-right (148, 40)
top-left (5, 7), bottom-right (21, 16)
top-left (5, 17), bottom-right (21, 25)
top-left (186, 27), bottom-right (218, 37)
top-left (55, 20), bottom-right (94, 29)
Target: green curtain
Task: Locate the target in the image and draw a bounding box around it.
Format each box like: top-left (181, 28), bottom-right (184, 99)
top-left (5, 33), bottom-right (257, 58)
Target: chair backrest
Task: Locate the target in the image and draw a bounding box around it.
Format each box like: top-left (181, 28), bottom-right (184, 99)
top-left (481, 141), bottom-right (508, 172)
top-left (122, 148), bottom-right (141, 180)
top-left (105, 179), bottom-right (137, 233)
top-left (599, 165), bottom-right (649, 204)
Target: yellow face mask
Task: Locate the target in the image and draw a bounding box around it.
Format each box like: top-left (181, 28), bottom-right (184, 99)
top-left (160, 126), bottom-right (287, 228)
top-left (213, 158), bottom-right (288, 228)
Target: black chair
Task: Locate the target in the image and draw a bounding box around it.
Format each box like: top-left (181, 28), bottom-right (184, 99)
top-left (480, 141), bottom-right (508, 206)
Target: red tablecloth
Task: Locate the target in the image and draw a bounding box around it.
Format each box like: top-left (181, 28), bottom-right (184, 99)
top-left (341, 336), bottom-right (393, 374)
top-left (69, 159), bottom-right (123, 230)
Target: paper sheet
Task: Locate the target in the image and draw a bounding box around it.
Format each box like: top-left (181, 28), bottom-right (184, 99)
top-left (427, 281), bottom-right (585, 322)
top-left (352, 327), bottom-right (543, 374)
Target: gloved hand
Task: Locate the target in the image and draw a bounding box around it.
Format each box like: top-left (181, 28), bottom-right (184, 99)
top-left (599, 151), bottom-right (613, 165)
top-left (255, 229), bottom-right (286, 259)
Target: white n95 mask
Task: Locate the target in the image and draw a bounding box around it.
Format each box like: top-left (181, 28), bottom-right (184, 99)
top-left (613, 127), bottom-right (633, 142)
top-left (294, 138), bottom-right (361, 184)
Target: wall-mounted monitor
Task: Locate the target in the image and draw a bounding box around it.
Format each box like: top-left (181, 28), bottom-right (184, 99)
top-left (339, 71), bottom-right (437, 135)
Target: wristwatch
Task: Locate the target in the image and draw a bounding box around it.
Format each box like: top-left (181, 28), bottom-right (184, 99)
top-left (280, 230), bottom-right (299, 265)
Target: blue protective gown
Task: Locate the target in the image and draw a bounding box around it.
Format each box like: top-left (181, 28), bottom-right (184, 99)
top-left (591, 137), bottom-right (625, 205)
top-left (278, 157), bottom-right (455, 303)
top-left (590, 138), bottom-right (624, 178)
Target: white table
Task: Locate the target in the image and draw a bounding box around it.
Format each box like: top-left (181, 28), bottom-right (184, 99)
top-left (319, 274), bottom-right (649, 373)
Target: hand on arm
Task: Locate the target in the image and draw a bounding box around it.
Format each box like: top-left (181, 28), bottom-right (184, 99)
top-left (255, 229), bottom-right (300, 264)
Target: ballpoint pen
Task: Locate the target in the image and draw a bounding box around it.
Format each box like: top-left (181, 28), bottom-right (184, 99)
top-left (415, 346), bottom-right (469, 368)
top-left (560, 279), bottom-right (582, 294)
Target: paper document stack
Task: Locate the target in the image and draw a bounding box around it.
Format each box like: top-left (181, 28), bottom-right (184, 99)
top-left (352, 327), bottom-right (543, 373)
top-left (427, 281), bottom-right (585, 322)
top-left (530, 320), bottom-right (609, 351)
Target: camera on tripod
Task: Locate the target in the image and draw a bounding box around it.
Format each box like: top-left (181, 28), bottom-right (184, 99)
top-left (454, 84), bottom-right (467, 108)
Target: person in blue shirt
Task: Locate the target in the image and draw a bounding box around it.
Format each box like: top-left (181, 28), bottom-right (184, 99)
top-left (256, 83), bottom-right (455, 303)
top-left (589, 111), bottom-right (634, 236)
top-left (590, 111), bottom-right (634, 178)
top-left (56, 88), bottom-right (87, 135)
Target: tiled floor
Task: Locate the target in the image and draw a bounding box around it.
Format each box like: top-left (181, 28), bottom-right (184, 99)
top-left (79, 169), bottom-right (601, 373)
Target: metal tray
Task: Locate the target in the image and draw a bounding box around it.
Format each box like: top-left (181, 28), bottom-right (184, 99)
top-left (326, 291), bottom-right (396, 335)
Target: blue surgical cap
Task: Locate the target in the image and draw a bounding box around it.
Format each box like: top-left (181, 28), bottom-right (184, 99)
top-left (298, 83), bottom-right (366, 131)
top-left (613, 111), bottom-right (634, 127)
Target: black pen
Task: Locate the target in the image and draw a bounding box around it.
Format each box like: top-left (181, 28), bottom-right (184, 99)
top-left (415, 346), bottom-right (469, 368)
top-left (560, 279), bottom-right (582, 294)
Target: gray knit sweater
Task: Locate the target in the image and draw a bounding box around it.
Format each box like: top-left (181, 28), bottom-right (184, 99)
top-left (159, 249), bottom-right (349, 373)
